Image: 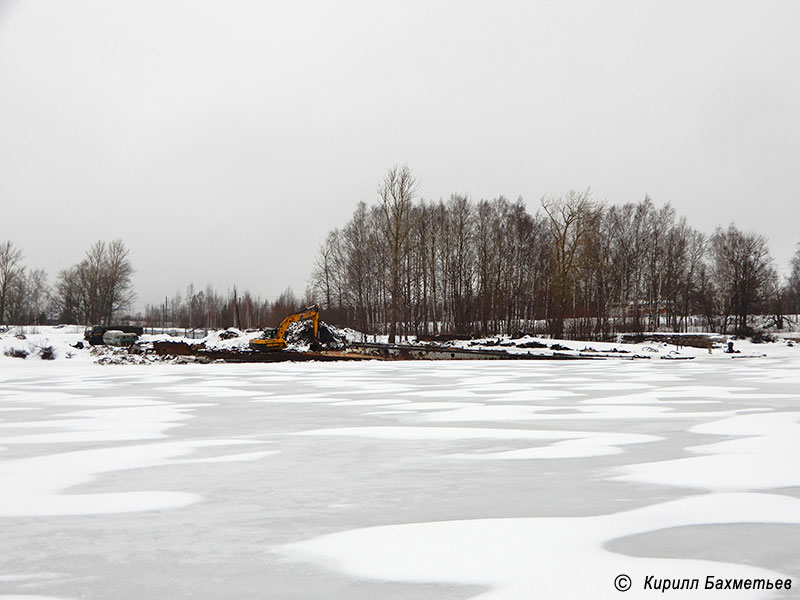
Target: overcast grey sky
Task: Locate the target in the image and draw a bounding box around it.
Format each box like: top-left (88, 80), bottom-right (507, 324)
top-left (1, 0), bottom-right (798, 311)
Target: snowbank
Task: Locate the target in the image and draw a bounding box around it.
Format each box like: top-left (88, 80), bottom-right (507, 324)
top-left (0, 326), bottom-right (87, 362)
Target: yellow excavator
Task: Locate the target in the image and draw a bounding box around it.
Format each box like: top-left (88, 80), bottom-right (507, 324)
top-left (249, 304), bottom-right (320, 351)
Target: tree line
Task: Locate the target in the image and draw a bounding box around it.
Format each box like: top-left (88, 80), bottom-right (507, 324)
top-left (0, 240), bottom-right (136, 327)
top-left (140, 286), bottom-right (311, 331)
top-left (0, 239), bottom-right (310, 330)
top-left (308, 165), bottom-right (800, 340)
top-left (3, 166), bottom-right (800, 338)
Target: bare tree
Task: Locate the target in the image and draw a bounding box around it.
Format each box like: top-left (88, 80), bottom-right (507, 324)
top-left (53, 240), bottom-right (135, 325)
top-left (675, 227), bottom-right (705, 331)
top-left (0, 241), bottom-right (25, 324)
top-left (101, 239), bottom-right (135, 323)
top-left (788, 243), bottom-right (800, 318)
top-left (603, 202), bottom-right (648, 332)
top-left (710, 225), bottom-right (776, 335)
top-left (377, 165), bottom-right (418, 343)
top-left (441, 194), bottom-right (475, 334)
top-left (583, 210), bottom-right (615, 337)
top-left (541, 189), bottom-right (602, 337)
top-left (5, 268), bottom-right (49, 324)
top-left (343, 202), bottom-right (380, 333)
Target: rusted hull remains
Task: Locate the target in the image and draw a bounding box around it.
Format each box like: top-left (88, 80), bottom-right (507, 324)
top-left (151, 340), bottom-right (602, 363)
top-left (345, 342), bottom-right (601, 361)
top-left (151, 341), bottom-right (366, 362)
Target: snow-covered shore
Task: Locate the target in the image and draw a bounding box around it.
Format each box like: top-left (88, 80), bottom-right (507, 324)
top-left (1, 325), bottom-right (797, 365)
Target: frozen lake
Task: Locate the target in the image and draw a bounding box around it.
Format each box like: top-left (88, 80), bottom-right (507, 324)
top-left (1, 355), bottom-right (799, 599)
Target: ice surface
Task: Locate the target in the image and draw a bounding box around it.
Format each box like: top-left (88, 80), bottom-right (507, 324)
top-left (1, 347), bottom-right (799, 599)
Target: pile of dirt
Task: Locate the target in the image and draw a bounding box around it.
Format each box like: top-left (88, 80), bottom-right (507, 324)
top-left (469, 338), bottom-right (503, 347)
top-left (510, 331), bottom-right (536, 339)
top-left (4, 347), bottom-right (29, 359)
top-left (516, 340), bottom-right (548, 349)
top-left (550, 343), bottom-right (572, 351)
top-left (3, 343), bottom-right (62, 360)
top-left (92, 344), bottom-right (215, 365)
top-left (285, 320), bottom-right (348, 350)
top-left (618, 333), bottom-right (723, 349)
top-left (218, 328), bottom-right (242, 340)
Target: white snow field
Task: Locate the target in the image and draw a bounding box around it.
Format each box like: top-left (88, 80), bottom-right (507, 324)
top-left (1, 347), bottom-right (800, 599)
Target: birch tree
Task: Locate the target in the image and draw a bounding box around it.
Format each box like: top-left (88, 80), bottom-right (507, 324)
top-left (377, 165), bottom-right (417, 343)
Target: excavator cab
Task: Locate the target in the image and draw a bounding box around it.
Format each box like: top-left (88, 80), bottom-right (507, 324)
top-left (249, 305), bottom-right (320, 351)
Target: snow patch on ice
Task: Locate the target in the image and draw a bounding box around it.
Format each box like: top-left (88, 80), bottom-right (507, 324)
top-left (613, 411), bottom-right (800, 491)
top-left (157, 384), bottom-right (259, 397)
top-left (253, 394), bottom-right (341, 404)
top-left (412, 389), bottom-right (481, 398)
top-left (377, 401), bottom-right (477, 411)
top-left (573, 382), bottom-right (654, 391)
top-left (293, 426), bottom-right (583, 441)
top-left (0, 595), bottom-right (72, 600)
top-left (449, 432), bottom-right (659, 460)
top-left (0, 403), bottom-right (199, 444)
top-left (283, 493), bottom-right (800, 599)
top-left (0, 439), bottom-right (271, 516)
top-left (0, 392), bottom-right (89, 405)
top-left (0, 573), bottom-right (61, 583)
top-left (294, 426), bottom-right (660, 459)
top-left (420, 404), bottom-right (741, 423)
